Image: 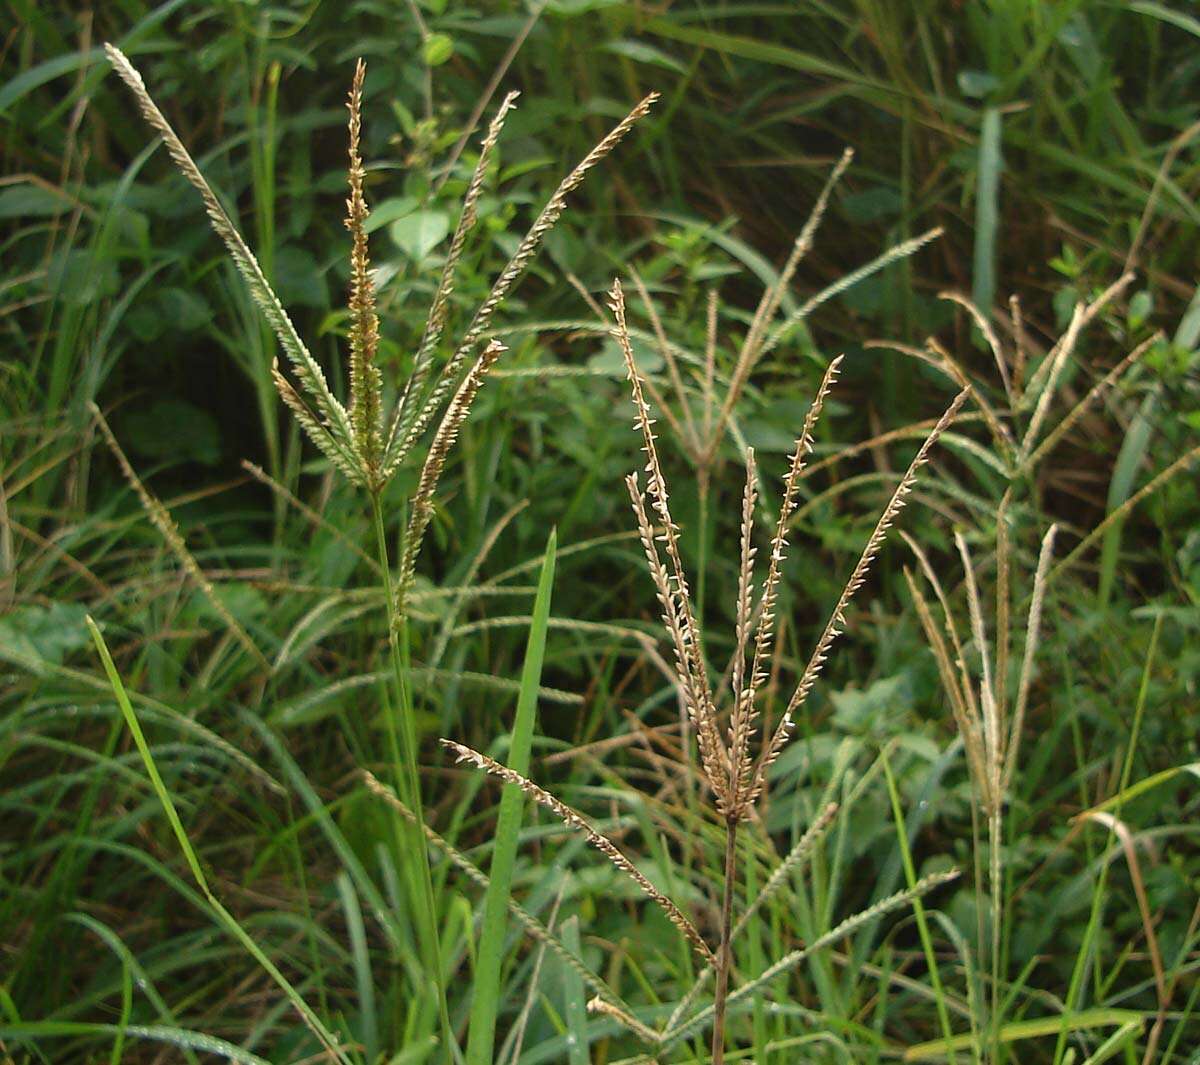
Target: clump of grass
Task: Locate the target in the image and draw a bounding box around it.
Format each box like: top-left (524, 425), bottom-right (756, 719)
top-left (102, 43), bottom-right (655, 1059)
top-left (444, 247), bottom-right (967, 1056)
top-left (904, 518), bottom-right (1057, 1061)
top-left (892, 272), bottom-right (1200, 1062)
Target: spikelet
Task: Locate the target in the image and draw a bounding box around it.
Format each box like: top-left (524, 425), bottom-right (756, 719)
top-left (441, 740), bottom-right (715, 964)
top-left (904, 565), bottom-right (989, 801)
top-left (757, 227), bottom-right (943, 363)
top-left (939, 290), bottom-right (1013, 402)
top-left (385, 92), bottom-right (660, 474)
top-left (955, 531), bottom-right (1002, 812)
top-left (1005, 523), bottom-right (1057, 791)
top-left (344, 59), bottom-right (384, 487)
top-left (612, 279), bottom-right (728, 812)
top-left (747, 388), bottom-right (968, 807)
top-left (1019, 301), bottom-right (1086, 460)
top-left (387, 90), bottom-right (520, 464)
top-left (587, 997), bottom-right (658, 1044)
top-left (103, 45), bottom-right (356, 476)
top-left (726, 447), bottom-right (759, 812)
top-left (360, 770), bottom-right (627, 1011)
top-left (397, 340), bottom-right (506, 614)
top-left (709, 150), bottom-right (852, 459)
top-left (1022, 331), bottom-right (1161, 471)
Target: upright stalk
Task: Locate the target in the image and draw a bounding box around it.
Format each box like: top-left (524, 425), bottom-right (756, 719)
top-left (989, 807), bottom-right (1003, 1065)
top-left (370, 494), bottom-right (454, 1064)
top-left (711, 817), bottom-right (739, 1063)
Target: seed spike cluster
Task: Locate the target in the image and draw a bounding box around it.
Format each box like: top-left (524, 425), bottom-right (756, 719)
top-left (387, 91), bottom-right (660, 476)
top-left (614, 279), bottom-right (964, 826)
top-left (387, 90), bottom-right (521, 468)
top-left (731, 355), bottom-right (842, 808)
top-left (908, 521), bottom-right (1058, 819)
top-left (440, 740), bottom-right (715, 964)
top-left (746, 387), bottom-right (969, 808)
top-left (106, 42), bottom-right (653, 561)
top-left (439, 154), bottom-right (964, 1049)
top-left (103, 44), bottom-right (358, 480)
top-left (612, 280), bottom-right (730, 812)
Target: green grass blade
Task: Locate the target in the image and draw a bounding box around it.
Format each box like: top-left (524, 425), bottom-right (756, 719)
top-left (337, 872), bottom-right (378, 1065)
top-left (1081, 762), bottom-right (1200, 817)
top-left (972, 108), bottom-right (1002, 317)
top-left (1097, 390), bottom-right (1156, 607)
top-left (85, 617), bottom-right (350, 1064)
top-left (1079, 1020), bottom-right (1144, 1064)
top-left (881, 749), bottom-right (958, 1064)
top-left (903, 1009), bottom-right (1145, 1061)
top-left (465, 528), bottom-right (557, 1065)
top-left (0, 1022), bottom-right (275, 1064)
top-left (560, 915), bottom-right (589, 1065)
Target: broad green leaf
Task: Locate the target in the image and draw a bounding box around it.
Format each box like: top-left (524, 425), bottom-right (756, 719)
top-left (390, 211), bottom-right (450, 261)
top-left (422, 33), bottom-right (455, 66)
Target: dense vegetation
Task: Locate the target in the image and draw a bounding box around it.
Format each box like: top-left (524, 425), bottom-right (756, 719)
top-left (3, 3), bottom-right (1199, 1062)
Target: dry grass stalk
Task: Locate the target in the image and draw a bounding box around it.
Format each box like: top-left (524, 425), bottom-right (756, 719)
top-left (89, 402), bottom-right (268, 670)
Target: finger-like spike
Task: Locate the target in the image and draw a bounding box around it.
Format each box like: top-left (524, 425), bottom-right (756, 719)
top-left (441, 740), bottom-right (715, 963)
top-left (747, 389), bottom-right (968, 807)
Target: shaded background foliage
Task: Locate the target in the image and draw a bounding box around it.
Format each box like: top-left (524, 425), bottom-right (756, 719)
top-left (3, 1), bottom-right (1200, 1062)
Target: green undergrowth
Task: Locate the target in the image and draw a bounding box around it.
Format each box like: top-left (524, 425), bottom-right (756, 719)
top-left (2, 2), bottom-right (1199, 1063)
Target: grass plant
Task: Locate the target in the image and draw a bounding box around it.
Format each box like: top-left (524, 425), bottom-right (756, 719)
top-left (97, 42), bottom-right (653, 1061)
top-left (3, 7), bottom-right (1199, 1063)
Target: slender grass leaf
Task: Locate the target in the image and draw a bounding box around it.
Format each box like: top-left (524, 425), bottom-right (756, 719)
top-left (466, 529), bottom-right (557, 1065)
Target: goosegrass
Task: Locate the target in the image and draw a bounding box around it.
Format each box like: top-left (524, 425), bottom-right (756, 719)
top-left (4, 5), bottom-right (1200, 1064)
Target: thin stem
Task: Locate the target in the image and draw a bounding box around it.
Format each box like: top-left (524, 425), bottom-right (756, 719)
top-left (989, 807), bottom-right (1002, 1065)
top-left (370, 494), bottom-right (454, 1064)
top-left (711, 817), bottom-right (739, 1063)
